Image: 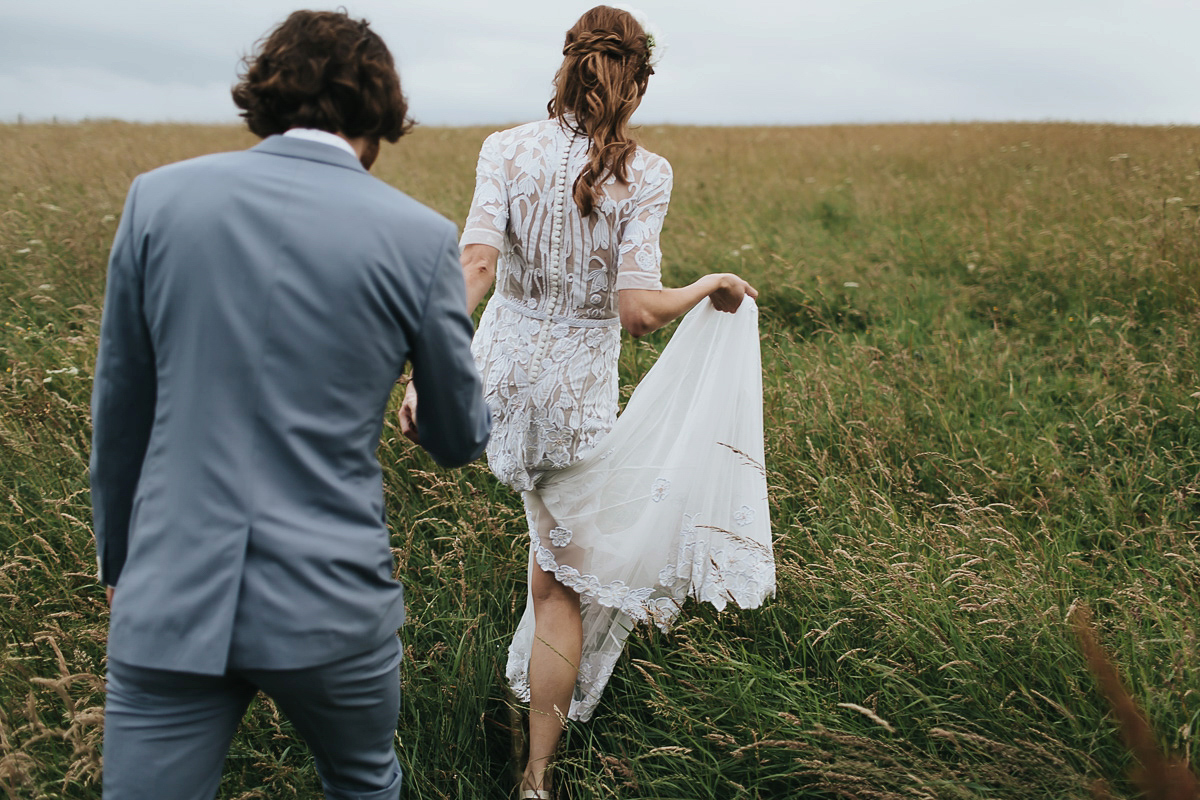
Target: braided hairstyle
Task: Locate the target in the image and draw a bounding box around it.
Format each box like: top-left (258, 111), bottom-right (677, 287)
top-left (549, 6), bottom-right (654, 216)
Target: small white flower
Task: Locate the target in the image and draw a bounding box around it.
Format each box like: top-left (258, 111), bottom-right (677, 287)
top-left (554, 564), bottom-right (581, 584)
top-left (548, 526), bottom-right (573, 547)
top-left (733, 505), bottom-right (755, 527)
top-left (597, 581), bottom-right (631, 607)
top-left (535, 546), bottom-right (557, 572)
top-left (650, 477), bottom-right (670, 502)
top-left (611, 3), bottom-right (667, 67)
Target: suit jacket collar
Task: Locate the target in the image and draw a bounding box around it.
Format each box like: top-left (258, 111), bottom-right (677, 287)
top-left (251, 134), bottom-right (368, 175)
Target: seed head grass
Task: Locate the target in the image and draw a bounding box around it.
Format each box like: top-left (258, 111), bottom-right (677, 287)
top-left (1, 120), bottom-right (1197, 798)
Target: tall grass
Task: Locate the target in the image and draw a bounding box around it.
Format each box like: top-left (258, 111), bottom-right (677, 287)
top-left (1, 120), bottom-right (1197, 798)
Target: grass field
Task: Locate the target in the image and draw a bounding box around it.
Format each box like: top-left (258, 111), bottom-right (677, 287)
top-left (1, 120), bottom-right (1197, 799)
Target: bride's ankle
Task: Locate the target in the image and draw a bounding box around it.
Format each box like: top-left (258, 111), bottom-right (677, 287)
top-left (520, 764), bottom-right (550, 791)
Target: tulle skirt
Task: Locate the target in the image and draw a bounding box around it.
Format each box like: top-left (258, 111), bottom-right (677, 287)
top-left (506, 298), bottom-right (775, 721)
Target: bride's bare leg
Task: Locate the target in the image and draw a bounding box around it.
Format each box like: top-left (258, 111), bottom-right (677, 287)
top-left (521, 494), bottom-right (583, 793)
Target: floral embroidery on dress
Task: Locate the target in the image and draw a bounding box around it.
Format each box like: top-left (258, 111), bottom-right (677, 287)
top-left (470, 120), bottom-right (774, 725)
top-left (462, 118), bottom-right (672, 492)
top-left (734, 505), bottom-right (755, 526)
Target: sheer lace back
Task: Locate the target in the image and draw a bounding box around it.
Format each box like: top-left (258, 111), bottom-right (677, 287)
top-left (463, 119), bottom-right (673, 490)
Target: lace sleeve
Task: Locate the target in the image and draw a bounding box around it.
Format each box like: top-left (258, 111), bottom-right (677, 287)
top-left (460, 133), bottom-right (508, 250)
top-left (615, 154), bottom-right (672, 291)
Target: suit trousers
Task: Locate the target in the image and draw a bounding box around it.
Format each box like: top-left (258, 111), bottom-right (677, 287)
top-left (102, 635), bottom-right (403, 800)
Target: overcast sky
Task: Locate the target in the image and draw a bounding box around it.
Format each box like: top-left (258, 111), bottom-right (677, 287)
top-left (2, 0), bottom-right (1198, 126)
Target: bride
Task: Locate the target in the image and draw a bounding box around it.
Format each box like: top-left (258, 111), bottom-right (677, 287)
top-left (401, 5), bottom-right (774, 797)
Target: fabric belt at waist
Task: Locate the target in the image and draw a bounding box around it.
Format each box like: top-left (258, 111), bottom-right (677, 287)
top-left (496, 294), bottom-right (621, 329)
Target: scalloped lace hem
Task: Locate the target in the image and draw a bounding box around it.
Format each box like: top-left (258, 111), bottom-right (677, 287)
top-left (506, 517), bottom-right (776, 722)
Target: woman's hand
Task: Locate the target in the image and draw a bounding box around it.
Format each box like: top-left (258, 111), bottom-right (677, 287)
top-left (707, 273), bottom-right (759, 313)
top-left (398, 382), bottom-right (419, 444)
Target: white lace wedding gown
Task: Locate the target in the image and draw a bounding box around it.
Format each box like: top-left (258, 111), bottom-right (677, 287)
top-left (462, 118), bottom-right (774, 721)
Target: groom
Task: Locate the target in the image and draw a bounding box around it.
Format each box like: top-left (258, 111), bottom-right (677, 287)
top-left (90, 10), bottom-right (490, 799)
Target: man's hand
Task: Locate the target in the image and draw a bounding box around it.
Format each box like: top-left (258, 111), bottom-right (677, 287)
top-left (106, 586), bottom-right (115, 607)
top-left (398, 382), bottom-right (419, 444)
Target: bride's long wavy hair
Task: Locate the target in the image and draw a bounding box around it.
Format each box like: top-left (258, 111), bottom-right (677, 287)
top-left (549, 6), bottom-right (654, 216)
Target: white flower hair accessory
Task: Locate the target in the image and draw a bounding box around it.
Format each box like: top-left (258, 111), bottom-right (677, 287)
top-left (611, 3), bottom-right (666, 67)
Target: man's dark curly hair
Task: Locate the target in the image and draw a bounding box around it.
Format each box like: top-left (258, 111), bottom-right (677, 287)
top-left (232, 10), bottom-right (414, 142)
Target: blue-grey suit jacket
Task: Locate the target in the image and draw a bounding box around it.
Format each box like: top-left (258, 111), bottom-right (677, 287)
top-left (90, 135), bottom-right (491, 674)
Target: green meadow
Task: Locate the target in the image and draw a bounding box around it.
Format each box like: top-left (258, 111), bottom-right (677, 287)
top-left (1, 121), bottom-right (1197, 798)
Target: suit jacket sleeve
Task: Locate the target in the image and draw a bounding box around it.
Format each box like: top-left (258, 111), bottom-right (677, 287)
top-left (410, 227), bottom-right (491, 467)
top-left (90, 176), bottom-right (157, 586)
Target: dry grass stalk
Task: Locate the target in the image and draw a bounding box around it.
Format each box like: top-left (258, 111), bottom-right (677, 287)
top-left (1074, 606), bottom-right (1199, 800)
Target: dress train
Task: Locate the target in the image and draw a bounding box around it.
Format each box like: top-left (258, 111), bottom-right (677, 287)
top-left (506, 297), bottom-right (775, 721)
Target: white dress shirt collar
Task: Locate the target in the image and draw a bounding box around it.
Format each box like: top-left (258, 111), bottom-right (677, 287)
top-left (282, 128), bottom-right (358, 159)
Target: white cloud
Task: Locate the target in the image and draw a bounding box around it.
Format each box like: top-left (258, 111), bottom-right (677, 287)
top-left (2, 0), bottom-right (1199, 125)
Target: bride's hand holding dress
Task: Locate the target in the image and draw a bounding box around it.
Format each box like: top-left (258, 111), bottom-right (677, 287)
top-left (618, 272), bottom-right (757, 336)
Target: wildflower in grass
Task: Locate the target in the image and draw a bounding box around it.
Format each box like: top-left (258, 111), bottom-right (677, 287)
top-left (844, 281), bottom-right (859, 288)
